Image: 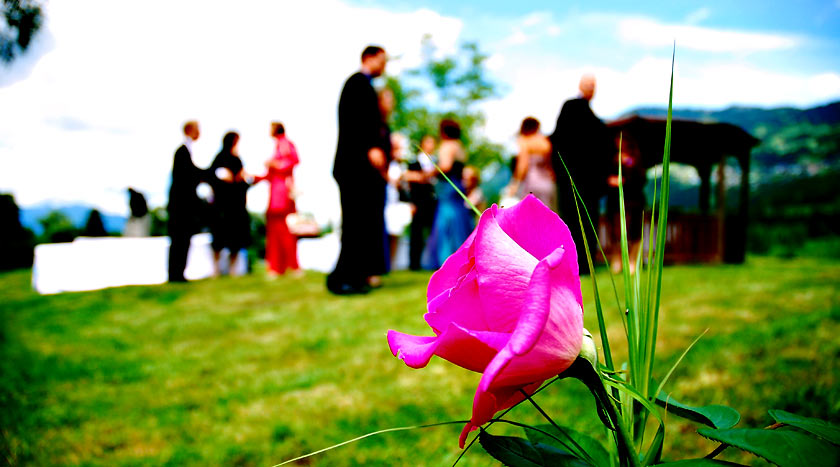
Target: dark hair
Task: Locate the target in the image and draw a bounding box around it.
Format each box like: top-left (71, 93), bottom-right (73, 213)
top-left (361, 45), bottom-right (384, 60)
top-left (439, 118), bottom-right (461, 140)
top-left (520, 117), bottom-right (540, 135)
top-left (271, 121), bottom-right (285, 136)
top-left (222, 131), bottom-right (239, 152)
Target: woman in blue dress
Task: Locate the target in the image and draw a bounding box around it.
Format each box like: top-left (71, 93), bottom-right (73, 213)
top-left (423, 119), bottom-right (475, 270)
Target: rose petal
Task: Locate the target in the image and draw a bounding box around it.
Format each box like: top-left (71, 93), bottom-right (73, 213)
top-left (496, 194), bottom-right (578, 268)
top-left (473, 205), bottom-right (539, 332)
top-left (425, 268), bottom-right (489, 334)
top-left (466, 251), bottom-right (581, 426)
top-left (387, 323), bottom-right (510, 373)
top-left (427, 229), bottom-right (477, 302)
top-left (458, 380), bottom-right (543, 448)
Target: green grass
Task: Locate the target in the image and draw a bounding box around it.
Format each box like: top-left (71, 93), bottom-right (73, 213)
top-left (2, 256), bottom-right (839, 466)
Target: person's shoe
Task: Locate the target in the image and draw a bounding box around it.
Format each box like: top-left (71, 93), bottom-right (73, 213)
top-left (326, 274), bottom-right (370, 295)
top-left (328, 282), bottom-right (370, 295)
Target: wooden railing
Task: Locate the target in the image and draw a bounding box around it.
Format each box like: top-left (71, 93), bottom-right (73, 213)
top-left (598, 212), bottom-right (723, 265)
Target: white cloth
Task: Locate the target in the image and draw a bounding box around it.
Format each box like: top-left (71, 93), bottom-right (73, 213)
top-left (31, 233), bottom-right (246, 294)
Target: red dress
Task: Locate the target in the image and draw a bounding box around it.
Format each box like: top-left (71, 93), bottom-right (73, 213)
top-left (260, 136), bottom-right (300, 274)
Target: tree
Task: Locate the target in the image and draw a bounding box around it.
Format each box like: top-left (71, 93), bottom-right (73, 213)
top-left (387, 37), bottom-right (505, 170)
top-left (38, 210), bottom-right (79, 243)
top-left (0, 0), bottom-right (43, 64)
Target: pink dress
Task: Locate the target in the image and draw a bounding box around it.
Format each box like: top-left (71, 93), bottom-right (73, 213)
top-left (260, 136), bottom-right (300, 273)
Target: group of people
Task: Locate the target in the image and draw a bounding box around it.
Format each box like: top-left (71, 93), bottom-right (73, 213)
top-left (325, 46), bottom-right (483, 295)
top-left (166, 121), bottom-right (301, 283)
top-left (165, 44), bottom-right (639, 288)
top-left (326, 46), bottom-right (640, 294)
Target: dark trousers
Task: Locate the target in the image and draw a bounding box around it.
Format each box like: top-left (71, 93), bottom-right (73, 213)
top-left (558, 184), bottom-right (600, 275)
top-left (167, 214), bottom-right (195, 282)
top-left (409, 199), bottom-right (436, 270)
top-left (328, 179), bottom-right (386, 288)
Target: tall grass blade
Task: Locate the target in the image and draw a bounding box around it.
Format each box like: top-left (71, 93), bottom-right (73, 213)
top-left (654, 329), bottom-right (708, 399)
top-left (556, 153), bottom-right (616, 372)
top-left (646, 45), bottom-right (675, 381)
top-left (274, 420), bottom-right (468, 466)
top-left (421, 146), bottom-right (482, 216)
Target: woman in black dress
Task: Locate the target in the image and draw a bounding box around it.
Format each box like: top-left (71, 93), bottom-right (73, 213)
top-left (210, 131), bottom-right (252, 276)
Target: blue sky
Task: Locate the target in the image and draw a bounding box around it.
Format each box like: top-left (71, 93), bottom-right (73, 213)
top-left (1, 0), bottom-right (838, 219)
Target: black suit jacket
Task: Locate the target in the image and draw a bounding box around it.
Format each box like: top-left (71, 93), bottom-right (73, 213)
top-left (549, 98), bottom-right (614, 200)
top-left (333, 72), bottom-right (385, 187)
top-left (167, 144), bottom-right (208, 229)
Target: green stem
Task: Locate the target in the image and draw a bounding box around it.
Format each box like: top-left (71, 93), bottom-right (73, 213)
top-left (519, 389), bottom-right (596, 466)
top-left (567, 358), bottom-right (641, 467)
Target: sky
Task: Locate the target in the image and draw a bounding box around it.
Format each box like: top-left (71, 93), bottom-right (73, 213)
top-left (1, 0), bottom-right (838, 224)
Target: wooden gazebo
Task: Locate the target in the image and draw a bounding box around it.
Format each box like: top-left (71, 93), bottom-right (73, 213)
top-left (602, 116), bottom-right (759, 264)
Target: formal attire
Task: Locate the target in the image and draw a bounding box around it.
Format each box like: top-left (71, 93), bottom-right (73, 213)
top-left (327, 71), bottom-right (388, 293)
top-left (406, 153), bottom-right (436, 270)
top-left (261, 135), bottom-right (299, 274)
top-left (423, 160), bottom-right (475, 270)
top-left (209, 150), bottom-right (251, 258)
top-left (167, 139), bottom-right (208, 282)
top-left (549, 97), bottom-right (615, 274)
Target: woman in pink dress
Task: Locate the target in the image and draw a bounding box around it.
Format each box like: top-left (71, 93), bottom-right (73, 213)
top-left (258, 122), bottom-right (301, 277)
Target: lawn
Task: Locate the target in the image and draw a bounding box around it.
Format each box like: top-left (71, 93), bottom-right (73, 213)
top-left (1, 256), bottom-right (838, 466)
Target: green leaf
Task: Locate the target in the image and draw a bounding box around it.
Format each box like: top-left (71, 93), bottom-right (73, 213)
top-left (478, 431), bottom-right (590, 467)
top-left (524, 424), bottom-right (610, 467)
top-left (769, 409), bottom-right (840, 446)
top-left (642, 422), bottom-right (665, 466)
top-left (655, 393), bottom-right (740, 429)
top-left (654, 460), bottom-right (745, 466)
top-left (697, 427), bottom-right (840, 467)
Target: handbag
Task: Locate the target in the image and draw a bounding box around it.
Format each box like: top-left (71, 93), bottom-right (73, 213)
top-left (285, 213), bottom-right (321, 238)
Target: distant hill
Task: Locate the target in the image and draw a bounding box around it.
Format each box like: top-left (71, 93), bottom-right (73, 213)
top-left (20, 203), bottom-right (126, 235)
top-left (624, 101), bottom-right (840, 135)
top-left (622, 100), bottom-right (840, 175)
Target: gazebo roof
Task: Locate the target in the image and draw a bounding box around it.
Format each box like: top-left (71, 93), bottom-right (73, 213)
top-left (607, 116), bottom-right (760, 169)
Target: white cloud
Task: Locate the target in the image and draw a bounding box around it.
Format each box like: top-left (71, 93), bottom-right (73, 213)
top-left (618, 17), bottom-right (799, 53)
top-left (502, 30), bottom-right (530, 46)
top-left (0, 0), bottom-right (462, 222)
top-left (1, 3), bottom-right (838, 224)
top-left (480, 54), bottom-right (840, 153)
top-left (684, 7), bottom-right (711, 25)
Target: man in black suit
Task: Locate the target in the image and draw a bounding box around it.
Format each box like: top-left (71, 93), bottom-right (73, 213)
top-left (549, 74), bottom-right (615, 274)
top-left (326, 45), bottom-right (389, 295)
top-left (167, 120), bottom-right (208, 282)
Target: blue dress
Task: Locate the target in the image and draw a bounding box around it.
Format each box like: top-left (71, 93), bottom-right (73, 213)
top-left (422, 161), bottom-right (475, 270)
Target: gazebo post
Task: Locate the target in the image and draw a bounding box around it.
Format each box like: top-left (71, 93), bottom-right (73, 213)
top-left (697, 163), bottom-right (712, 216)
top-left (732, 151), bottom-right (751, 263)
top-left (715, 155), bottom-right (727, 263)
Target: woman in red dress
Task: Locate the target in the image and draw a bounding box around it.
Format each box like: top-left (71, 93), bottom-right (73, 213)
top-left (258, 122), bottom-right (301, 277)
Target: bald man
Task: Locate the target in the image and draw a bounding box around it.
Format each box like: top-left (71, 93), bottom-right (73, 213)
top-left (549, 74), bottom-right (615, 274)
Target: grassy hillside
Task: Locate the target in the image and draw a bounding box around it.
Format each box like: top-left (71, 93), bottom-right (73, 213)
top-left (629, 100), bottom-right (840, 175)
top-left (2, 258), bottom-right (839, 465)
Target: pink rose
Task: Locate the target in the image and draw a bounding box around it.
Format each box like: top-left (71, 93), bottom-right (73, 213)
top-left (387, 194), bottom-right (584, 447)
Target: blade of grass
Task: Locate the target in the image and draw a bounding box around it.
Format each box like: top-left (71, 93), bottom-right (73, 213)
top-left (645, 45), bottom-right (675, 385)
top-left (419, 145), bottom-right (482, 217)
top-left (273, 420), bottom-right (469, 466)
top-left (556, 153), bottom-right (621, 373)
top-left (654, 329), bottom-right (708, 399)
